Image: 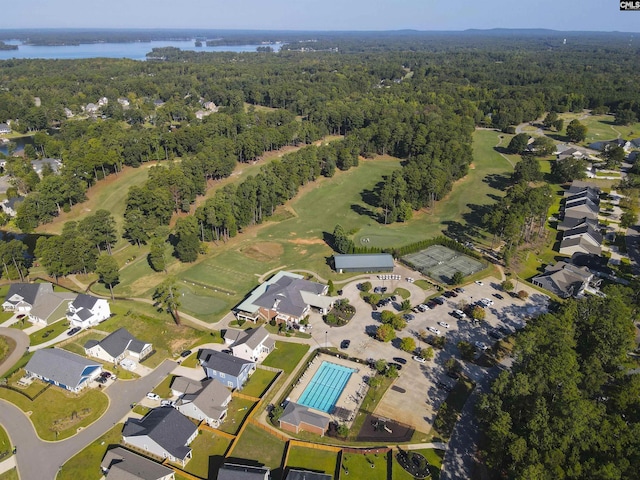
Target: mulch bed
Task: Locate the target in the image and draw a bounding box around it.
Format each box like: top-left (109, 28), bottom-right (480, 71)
top-left (356, 414), bottom-right (414, 442)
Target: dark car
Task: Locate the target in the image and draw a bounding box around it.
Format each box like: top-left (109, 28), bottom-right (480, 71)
top-left (403, 313), bottom-right (415, 321)
top-left (100, 371), bottom-right (112, 379)
top-left (67, 327), bottom-right (81, 336)
top-left (454, 287), bottom-right (465, 293)
top-left (427, 300), bottom-right (438, 309)
top-left (393, 357), bottom-right (407, 364)
top-left (388, 362), bottom-right (403, 371)
top-left (498, 326), bottom-right (511, 335)
top-left (446, 371), bottom-right (460, 380)
top-left (493, 293), bottom-right (504, 300)
top-left (340, 339), bottom-right (351, 349)
top-left (433, 297), bottom-right (445, 305)
top-left (436, 381), bottom-right (452, 392)
top-left (443, 291), bottom-right (454, 298)
top-left (180, 350), bottom-right (192, 358)
top-left (489, 329), bottom-right (503, 340)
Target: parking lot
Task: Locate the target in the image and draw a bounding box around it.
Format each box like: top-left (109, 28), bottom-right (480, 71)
top-left (308, 272), bottom-right (549, 433)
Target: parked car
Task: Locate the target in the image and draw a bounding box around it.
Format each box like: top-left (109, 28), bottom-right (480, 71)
top-left (493, 293), bottom-right (504, 300)
top-left (474, 341), bottom-right (489, 351)
top-left (160, 400), bottom-right (174, 407)
top-left (67, 327), bottom-right (81, 336)
top-left (438, 321), bottom-right (450, 328)
top-left (340, 339), bottom-right (351, 349)
top-left (475, 280), bottom-right (484, 286)
top-left (393, 357), bottom-right (407, 364)
top-left (146, 392), bottom-right (161, 401)
top-left (452, 309), bottom-right (466, 319)
top-left (454, 287), bottom-right (465, 293)
top-left (427, 300), bottom-right (438, 309)
top-left (180, 350), bottom-right (192, 358)
top-left (412, 355), bottom-right (426, 363)
top-left (100, 371), bottom-right (112, 379)
top-left (446, 370), bottom-right (460, 380)
top-left (403, 314), bottom-right (415, 321)
top-left (488, 329), bottom-right (503, 340)
top-left (388, 362), bottom-right (403, 371)
top-left (433, 297), bottom-right (445, 305)
top-left (427, 326), bottom-right (441, 335)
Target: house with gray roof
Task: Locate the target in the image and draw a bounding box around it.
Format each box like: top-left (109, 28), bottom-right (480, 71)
top-left (174, 378), bottom-right (232, 427)
top-left (67, 294), bottom-right (110, 328)
top-left (2, 282), bottom-right (76, 324)
top-left (0, 195), bottom-right (24, 217)
top-left (0, 123), bottom-right (10, 134)
top-left (217, 463), bottom-right (270, 480)
top-left (199, 349), bottom-right (255, 390)
top-left (532, 261), bottom-right (593, 298)
top-left (25, 348), bottom-right (102, 393)
top-left (235, 271), bottom-right (332, 324)
top-left (559, 224), bottom-right (603, 257)
top-left (85, 327), bottom-right (152, 365)
top-left (2, 283), bottom-right (47, 313)
top-left (31, 158), bottom-right (62, 177)
top-left (101, 446), bottom-right (175, 480)
top-left (557, 216), bottom-right (599, 232)
top-left (286, 470), bottom-right (332, 480)
top-left (122, 408), bottom-right (198, 466)
top-left (333, 253), bottom-right (395, 273)
top-left (224, 326), bottom-right (275, 362)
top-left (279, 402), bottom-right (330, 436)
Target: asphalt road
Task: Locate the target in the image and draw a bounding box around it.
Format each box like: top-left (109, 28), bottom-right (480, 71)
top-left (625, 224), bottom-right (640, 275)
top-left (0, 359), bottom-right (176, 480)
top-left (0, 327), bottom-right (29, 377)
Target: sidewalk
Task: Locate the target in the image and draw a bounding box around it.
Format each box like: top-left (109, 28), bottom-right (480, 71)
top-left (0, 456), bottom-right (15, 475)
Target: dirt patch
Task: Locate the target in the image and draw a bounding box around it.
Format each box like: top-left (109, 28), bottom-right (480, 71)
top-left (240, 242), bottom-right (284, 262)
top-left (288, 238), bottom-right (325, 245)
top-left (468, 163), bottom-right (476, 169)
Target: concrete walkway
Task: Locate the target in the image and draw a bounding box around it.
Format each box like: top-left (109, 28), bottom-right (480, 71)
top-left (0, 456), bottom-right (16, 475)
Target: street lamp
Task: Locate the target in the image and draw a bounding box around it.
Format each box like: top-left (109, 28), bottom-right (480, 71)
top-left (325, 331), bottom-right (328, 348)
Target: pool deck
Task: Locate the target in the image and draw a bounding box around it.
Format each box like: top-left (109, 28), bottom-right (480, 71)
top-left (289, 353), bottom-right (375, 425)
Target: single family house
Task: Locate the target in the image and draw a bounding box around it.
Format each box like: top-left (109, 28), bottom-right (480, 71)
top-left (224, 326), bottom-right (275, 362)
top-left (199, 349), bottom-right (255, 390)
top-left (67, 294), bottom-right (110, 328)
top-left (122, 408), bottom-right (198, 466)
top-left (101, 446), bottom-right (175, 480)
top-left (3, 283), bottom-right (77, 324)
top-left (174, 378), bottom-right (232, 427)
top-left (24, 348), bottom-right (102, 393)
top-left (532, 261), bottom-right (593, 298)
top-left (84, 327), bottom-right (152, 365)
top-left (286, 470), bottom-right (332, 480)
top-left (0, 123), bottom-right (10, 134)
top-left (217, 463), bottom-right (271, 480)
top-left (0, 196), bottom-right (23, 217)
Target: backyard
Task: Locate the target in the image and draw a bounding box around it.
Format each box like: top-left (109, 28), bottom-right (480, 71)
top-left (181, 430), bottom-right (232, 479)
top-left (285, 445), bottom-right (338, 476)
top-left (262, 341), bottom-right (310, 374)
top-left (340, 451), bottom-right (388, 479)
top-left (242, 368), bottom-right (278, 398)
top-left (230, 423), bottom-right (287, 471)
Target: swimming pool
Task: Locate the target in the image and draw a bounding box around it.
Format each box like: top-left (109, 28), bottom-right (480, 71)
top-left (298, 361), bottom-right (355, 413)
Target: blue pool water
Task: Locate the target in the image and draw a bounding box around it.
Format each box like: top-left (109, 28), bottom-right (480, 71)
top-left (298, 361), bottom-right (355, 413)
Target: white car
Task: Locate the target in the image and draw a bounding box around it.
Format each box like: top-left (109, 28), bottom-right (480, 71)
top-left (412, 355), bottom-right (426, 363)
top-left (481, 298), bottom-right (494, 306)
top-left (475, 280), bottom-right (484, 286)
top-left (160, 400), bottom-right (174, 407)
top-left (428, 326), bottom-right (441, 335)
top-left (438, 321), bottom-right (450, 328)
top-left (146, 392), bottom-right (160, 401)
top-left (474, 341), bottom-right (488, 351)
top-left (453, 309), bottom-right (467, 319)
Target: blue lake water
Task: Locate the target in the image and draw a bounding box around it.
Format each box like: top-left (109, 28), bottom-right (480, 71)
top-left (0, 40), bottom-right (281, 60)
top-left (0, 136), bottom-right (34, 156)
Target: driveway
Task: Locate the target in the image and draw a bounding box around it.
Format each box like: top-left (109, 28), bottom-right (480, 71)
top-left (0, 359), bottom-right (176, 480)
top-left (0, 327), bottom-right (29, 377)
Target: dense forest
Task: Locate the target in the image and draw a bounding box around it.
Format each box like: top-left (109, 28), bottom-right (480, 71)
top-left (478, 285), bottom-right (640, 479)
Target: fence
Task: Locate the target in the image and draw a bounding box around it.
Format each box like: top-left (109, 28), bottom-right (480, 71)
top-left (198, 423), bottom-right (236, 440)
top-left (0, 382), bottom-right (50, 401)
top-left (248, 417), bottom-right (290, 442)
top-left (232, 391), bottom-right (260, 402)
top-left (289, 439), bottom-right (342, 453)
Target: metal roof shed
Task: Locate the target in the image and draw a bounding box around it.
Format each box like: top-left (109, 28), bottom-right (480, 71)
top-left (333, 254), bottom-right (394, 273)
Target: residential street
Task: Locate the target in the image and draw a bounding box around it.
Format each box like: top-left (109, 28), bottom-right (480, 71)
top-left (0, 359), bottom-right (176, 480)
top-left (0, 327), bottom-right (29, 377)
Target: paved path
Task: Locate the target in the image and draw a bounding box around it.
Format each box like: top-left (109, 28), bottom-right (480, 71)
top-left (0, 456), bottom-right (15, 475)
top-left (0, 327), bottom-right (29, 377)
top-left (0, 359), bottom-right (176, 480)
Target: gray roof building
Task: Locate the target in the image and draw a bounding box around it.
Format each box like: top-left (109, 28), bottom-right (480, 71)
top-left (174, 378), bottom-right (232, 427)
top-left (557, 216), bottom-right (599, 232)
top-left (333, 253), bottom-right (395, 273)
top-left (122, 408), bottom-right (197, 465)
top-left (3, 283), bottom-right (46, 309)
top-left (101, 446), bottom-right (175, 480)
top-left (171, 377), bottom-right (205, 396)
top-left (532, 261), bottom-right (593, 298)
top-left (279, 402), bottom-right (330, 435)
top-left (25, 348), bottom-right (101, 392)
top-left (217, 463), bottom-right (271, 480)
top-left (199, 350), bottom-right (254, 378)
top-left (85, 327), bottom-right (152, 364)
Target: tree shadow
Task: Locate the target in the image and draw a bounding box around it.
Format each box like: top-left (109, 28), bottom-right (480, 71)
top-left (493, 145), bottom-right (511, 155)
top-left (350, 203), bottom-right (379, 222)
top-left (462, 203), bottom-right (494, 230)
top-left (361, 184), bottom-right (382, 208)
top-left (546, 133), bottom-right (568, 143)
top-left (483, 173), bottom-right (511, 191)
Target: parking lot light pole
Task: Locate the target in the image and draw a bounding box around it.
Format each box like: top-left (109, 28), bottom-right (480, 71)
top-left (325, 331), bottom-right (328, 348)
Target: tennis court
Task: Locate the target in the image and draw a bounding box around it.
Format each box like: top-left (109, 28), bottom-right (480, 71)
top-left (402, 245), bottom-right (485, 283)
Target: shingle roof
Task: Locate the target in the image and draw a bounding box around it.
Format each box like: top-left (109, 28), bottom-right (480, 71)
top-left (4, 283), bottom-right (50, 307)
top-left (25, 349), bottom-right (101, 389)
top-left (29, 291), bottom-right (76, 322)
top-left (561, 224), bottom-right (603, 245)
top-left (171, 377), bottom-right (204, 395)
top-left (71, 294), bottom-right (100, 310)
top-left (558, 216), bottom-right (598, 231)
top-left (176, 378), bottom-right (231, 420)
top-left (559, 236), bottom-right (602, 256)
top-left (96, 328), bottom-right (150, 358)
top-left (532, 261), bottom-right (592, 298)
top-left (234, 326), bottom-right (272, 350)
top-left (101, 446), bottom-right (174, 480)
top-left (123, 408), bottom-right (196, 461)
top-left (217, 463), bottom-right (270, 480)
top-left (253, 275), bottom-right (325, 318)
top-left (199, 349), bottom-right (254, 377)
top-left (279, 402), bottom-right (330, 431)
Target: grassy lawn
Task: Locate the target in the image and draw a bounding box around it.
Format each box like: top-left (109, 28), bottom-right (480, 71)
top-left (351, 375), bottom-right (395, 440)
top-left (0, 425), bottom-right (11, 457)
top-left (95, 300), bottom-right (212, 367)
top-left (0, 379), bottom-right (109, 441)
top-left (232, 423), bottom-right (286, 470)
top-left (556, 113), bottom-right (640, 145)
top-left (0, 469), bottom-right (18, 480)
top-left (182, 430), bottom-right (232, 479)
top-left (218, 397), bottom-right (257, 435)
top-left (151, 375), bottom-right (175, 399)
top-left (0, 336), bottom-right (15, 366)
top-left (262, 341), bottom-right (310, 374)
top-left (58, 424), bottom-right (122, 480)
top-left (0, 311), bottom-right (14, 323)
top-left (61, 331), bottom-right (107, 356)
top-left (28, 318), bottom-right (70, 346)
top-left (393, 448), bottom-right (444, 480)
top-left (242, 369), bottom-right (278, 398)
top-left (286, 445), bottom-right (338, 476)
top-left (341, 452), bottom-right (388, 479)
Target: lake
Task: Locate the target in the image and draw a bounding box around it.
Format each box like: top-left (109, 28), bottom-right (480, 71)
top-left (0, 136), bottom-right (34, 156)
top-left (0, 40), bottom-right (281, 60)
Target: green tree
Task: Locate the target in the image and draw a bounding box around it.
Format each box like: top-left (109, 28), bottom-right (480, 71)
top-left (451, 271), bottom-right (465, 285)
top-left (502, 280), bottom-right (515, 292)
top-left (602, 145), bottom-right (625, 169)
top-left (174, 216), bottom-right (200, 263)
top-left (148, 237), bottom-right (167, 272)
top-left (0, 239), bottom-right (28, 281)
top-left (512, 155), bottom-right (542, 182)
top-left (615, 109), bottom-right (637, 126)
top-left (507, 133), bottom-right (530, 154)
top-left (376, 324), bottom-right (396, 342)
top-left (542, 112), bottom-right (558, 129)
top-left (457, 341), bottom-right (476, 361)
top-left (420, 346), bottom-right (434, 360)
top-left (620, 210), bottom-right (638, 229)
top-left (400, 299), bottom-right (411, 311)
top-left (566, 119), bottom-right (587, 143)
top-left (471, 305), bottom-right (486, 321)
top-left (95, 254), bottom-right (119, 300)
top-left (400, 336), bottom-right (416, 352)
top-left (332, 224), bottom-right (353, 254)
top-left (153, 277), bottom-right (182, 325)
top-left (360, 281), bottom-right (372, 292)
top-left (374, 359), bottom-right (388, 374)
top-left (552, 119), bottom-right (564, 132)
top-left (551, 158), bottom-right (587, 183)
top-left (530, 136), bottom-right (556, 156)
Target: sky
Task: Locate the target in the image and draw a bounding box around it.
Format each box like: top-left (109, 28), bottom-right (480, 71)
top-left (1, 0), bottom-right (638, 32)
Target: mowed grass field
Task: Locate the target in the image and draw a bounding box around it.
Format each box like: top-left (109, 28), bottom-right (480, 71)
top-left (555, 113), bottom-right (640, 145)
